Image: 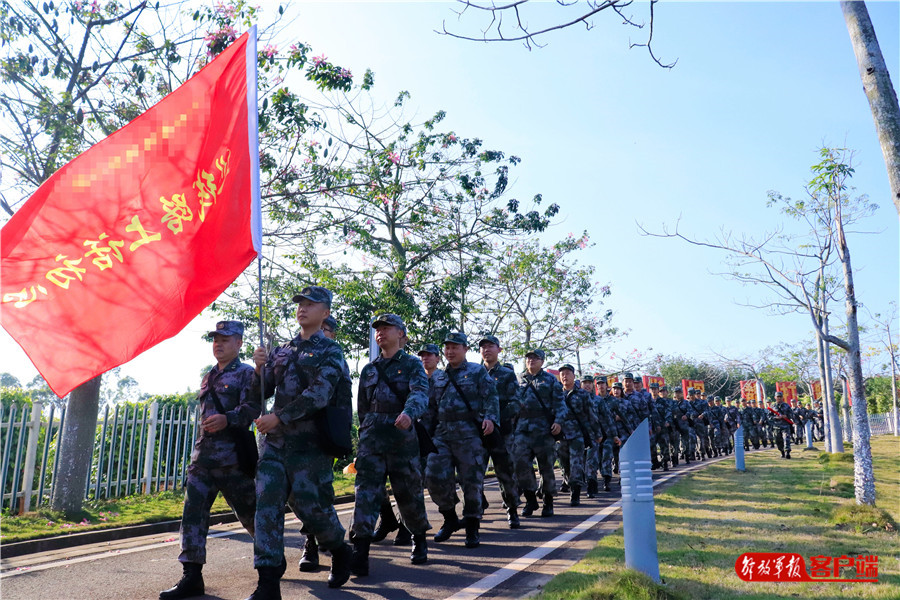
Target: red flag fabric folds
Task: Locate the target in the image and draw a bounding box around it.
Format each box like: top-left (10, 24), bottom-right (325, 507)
top-left (1, 28), bottom-right (261, 397)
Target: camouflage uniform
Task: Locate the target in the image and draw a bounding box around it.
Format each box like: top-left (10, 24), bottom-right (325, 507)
top-left (351, 348), bottom-right (431, 541)
top-left (659, 390), bottom-right (681, 466)
top-left (486, 360), bottom-right (521, 510)
top-left (592, 392), bottom-right (618, 477)
top-left (670, 395), bottom-right (695, 462)
top-left (724, 401), bottom-right (740, 452)
top-left (773, 398), bottom-right (794, 457)
top-left (690, 393), bottom-right (711, 459)
top-left (180, 356), bottom-right (260, 565)
top-left (707, 401), bottom-right (723, 455)
top-left (251, 329), bottom-right (349, 569)
top-left (814, 403), bottom-right (825, 441)
top-left (558, 381), bottom-right (597, 490)
top-left (741, 403), bottom-right (757, 449)
top-left (648, 392), bottom-right (671, 468)
top-left (514, 367), bottom-right (568, 497)
top-left (764, 404), bottom-right (776, 447)
top-left (423, 359), bottom-right (499, 521)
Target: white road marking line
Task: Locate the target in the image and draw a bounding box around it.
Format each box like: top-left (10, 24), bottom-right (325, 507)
top-left (443, 456), bottom-right (728, 600)
top-left (1, 452), bottom-right (743, 583)
top-left (0, 507), bottom-right (358, 578)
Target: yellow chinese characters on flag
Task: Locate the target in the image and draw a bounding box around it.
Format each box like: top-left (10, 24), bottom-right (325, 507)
top-left (776, 382), bottom-right (798, 403)
top-left (811, 380), bottom-right (822, 400)
top-left (643, 375), bottom-right (665, 389)
top-left (740, 380), bottom-right (758, 401)
top-left (1, 29), bottom-right (262, 397)
top-left (682, 379), bottom-right (705, 397)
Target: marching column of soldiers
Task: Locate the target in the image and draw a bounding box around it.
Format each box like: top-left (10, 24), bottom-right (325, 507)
top-left (158, 285), bottom-right (828, 600)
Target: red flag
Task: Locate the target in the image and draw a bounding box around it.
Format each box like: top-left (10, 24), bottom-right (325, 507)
top-left (739, 380), bottom-right (757, 401)
top-left (776, 381), bottom-right (798, 402)
top-left (643, 375), bottom-right (665, 388)
top-left (811, 380), bottom-right (822, 400)
top-left (1, 28), bottom-right (261, 397)
top-left (682, 379), bottom-right (705, 397)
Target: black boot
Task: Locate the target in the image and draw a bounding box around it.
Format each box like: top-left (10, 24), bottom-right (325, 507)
top-left (603, 475), bottom-right (612, 492)
top-left (160, 562), bottom-right (204, 600)
top-left (433, 510), bottom-right (460, 542)
top-left (350, 539), bottom-right (370, 577)
top-left (504, 494), bottom-right (520, 528)
top-left (521, 490), bottom-right (539, 517)
top-left (559, 481), bottom-right (570, 493)
top-left (663, 461), bottom-right (670, 472)
top-left (586, 479), bottom-right (598, 498)
top-left (298, 535), bottom-right (319, 572)
top-left (243, 566), bottom-right (281, 600)
top-left (481, 491), bottom-right (490, 510)
top-left (464, 517), bottom-right (481, 548)
top-left (569, 484), bottom-right (581, 507)
top-left (411, 533), bottom-right (428, 564)
top-left (393, 523), bottom-right (412, 546)
top-left (327, 543), bottom-right (353, 589)
top-left (371, 502), bottom-right (399, 543)
top-left (785, 451), bottom-right (791, 459)
top-left (541, 493), bottom-right (554, 518)
top-left (672, 456), bottom-right (679, 467)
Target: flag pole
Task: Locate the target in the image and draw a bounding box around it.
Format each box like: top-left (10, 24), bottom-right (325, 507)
top-left (258, 255), bottom-right (266, 415)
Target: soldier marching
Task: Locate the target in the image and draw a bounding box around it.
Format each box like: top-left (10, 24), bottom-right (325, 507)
top-left (160, 283), bottom-right (809, 600)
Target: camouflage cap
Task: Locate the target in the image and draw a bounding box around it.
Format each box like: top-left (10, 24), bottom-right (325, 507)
top-left (659, 385), bottom-right (668, 391)
top-left (478, 334), bottom-right (501, 347)
top-left (292, 285), bottom-right (333, 307)
top-left (525, 348), bottom-right (546, 360)
top-left (323, 315), bottom-right (338, 330)
top-left (581, 374), bottom-right (594, 382)
top-left (443, 332), bottom-right (469, 346)
top-left (371, 313), bottom-right (407, 333)
top-left (208, 320), bottom-right (244, 338)
top-left (623, 372), bottom-right (634, 380)
top-left (649, 382), bottom-right (660, 389)
top-left (596, 375), bottom-right (608, 384)
top-left (687, 387), bottom-right (696, 394)
top-left (418, 343), bottom-right (441, 356)
top-left (775, 391), bottom-right (784, 397)
top-left (558, 363), bottom-right (575, 373)
top-left (612, 382), bottom-right (624, 389)
top-left (714, 396), bottom-right (722, 401)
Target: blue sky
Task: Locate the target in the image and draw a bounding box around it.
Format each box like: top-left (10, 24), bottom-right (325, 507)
top-left (2, 1), bottom-right (898, 394)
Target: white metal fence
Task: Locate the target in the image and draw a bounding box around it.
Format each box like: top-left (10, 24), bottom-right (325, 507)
top-left (1, 401), bottom-right (198, 514)
top-left (1, 402), bottom-right (897, 515)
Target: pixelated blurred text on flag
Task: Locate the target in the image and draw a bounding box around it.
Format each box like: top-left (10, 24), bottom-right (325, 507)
top-left (1, 27), bottom-right (262, 397)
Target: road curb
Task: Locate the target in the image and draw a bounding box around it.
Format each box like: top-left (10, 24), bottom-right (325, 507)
top-left (1, 493), bottom-right (357, 559)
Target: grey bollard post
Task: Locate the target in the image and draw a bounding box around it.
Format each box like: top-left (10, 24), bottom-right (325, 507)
top-left (805, 421), bottom-right (815, 450)
top-left (734, 426), bottom-right (745, 472)
top-left (620, 418), bottom-right (660, 583)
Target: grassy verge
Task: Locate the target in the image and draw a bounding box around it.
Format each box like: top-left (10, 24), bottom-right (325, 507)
top-left (537, 435), bottom-right (899, 600)
top-left (0, 472), bottom-right (355, 544)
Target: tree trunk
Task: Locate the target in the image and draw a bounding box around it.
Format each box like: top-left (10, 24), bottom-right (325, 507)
top-left (816, 334), bottom-right (833, 452)
top-left (50, 376), bottom-right (101, 516)
top-left (889, 327), bottom-right (899, 436)
top-left (841, 0), bottom-right (900, 216)
top-left (842, 377), bottom-right (853, 443)
top-left (823, 319), bottom-right (845, 452)
top-left (836, 213), bottom-right (876, 505)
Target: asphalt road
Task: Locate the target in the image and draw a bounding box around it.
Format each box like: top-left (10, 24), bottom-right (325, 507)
top-left (1, 451), bottom-right (749, 600)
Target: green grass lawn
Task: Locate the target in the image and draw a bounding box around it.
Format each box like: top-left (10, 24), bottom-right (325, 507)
top-left (537, 435), bottom-right (899, 600)
top-left (0, 472), bottom-right (356, 544)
